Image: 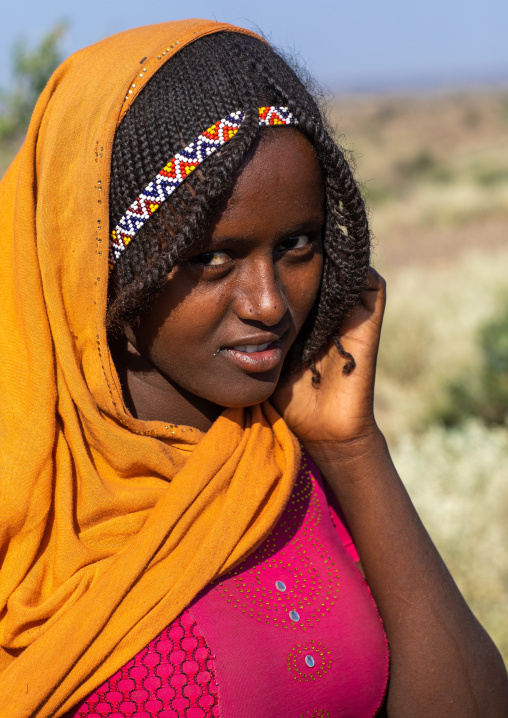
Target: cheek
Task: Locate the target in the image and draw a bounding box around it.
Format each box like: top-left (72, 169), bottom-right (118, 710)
top-left (130, 302), bottom-right (194, 374)
top-left (147, 307), bottom-right (215, 369)
top-left (137, 273), bottom-right (228, 358)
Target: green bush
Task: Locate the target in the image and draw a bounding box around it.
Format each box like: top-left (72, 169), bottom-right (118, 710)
top-left (375, 250), bottom-right (508, 440)
top-left (395, 149), bottom-right (436, 180)
top-left (434, 305), bottom-right (508, 427)
top-left (474, 166), bottom-right (508, 187)
top-left (0, 24), bottom-right (66, 139)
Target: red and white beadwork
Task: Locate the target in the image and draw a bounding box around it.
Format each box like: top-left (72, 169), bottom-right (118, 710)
top-left (109, 107), bottom-right (297, 267)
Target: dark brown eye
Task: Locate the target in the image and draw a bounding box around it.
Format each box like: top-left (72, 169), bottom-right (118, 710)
top-left (280, 234), bottom-right (310, 251)
top-left (191, 250), bottom-right (230, 267)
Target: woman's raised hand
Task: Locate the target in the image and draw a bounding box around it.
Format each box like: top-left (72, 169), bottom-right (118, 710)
top-left (272, 267), bottom-right (386, 447)
top-left (275, 270), bottom-right (508, 716)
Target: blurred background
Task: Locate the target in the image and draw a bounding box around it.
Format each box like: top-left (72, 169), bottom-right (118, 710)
top-left (2, 0), bottom-right (507, 664)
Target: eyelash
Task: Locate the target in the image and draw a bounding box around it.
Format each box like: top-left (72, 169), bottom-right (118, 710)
top-left (190, 234), bottom-right (314, 269)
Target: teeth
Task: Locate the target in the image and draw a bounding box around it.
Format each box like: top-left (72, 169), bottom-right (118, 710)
top-left (232, 342), bottom-right (270, 353)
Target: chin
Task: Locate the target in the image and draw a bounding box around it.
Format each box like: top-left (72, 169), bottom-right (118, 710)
top-left (218, 390), bottom-right (277, 410)
top-left (206, 375), bottom-right (279, 410)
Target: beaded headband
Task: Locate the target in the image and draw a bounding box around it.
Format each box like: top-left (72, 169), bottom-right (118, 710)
top-left (109, 106), bottom-right (297, 268)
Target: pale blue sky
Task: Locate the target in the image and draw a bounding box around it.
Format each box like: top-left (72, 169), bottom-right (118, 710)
top-left (2, 0), bottom-right (508, 91)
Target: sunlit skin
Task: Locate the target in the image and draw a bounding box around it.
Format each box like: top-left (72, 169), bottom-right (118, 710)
top-left (112, 128), bottom-right (325, 430)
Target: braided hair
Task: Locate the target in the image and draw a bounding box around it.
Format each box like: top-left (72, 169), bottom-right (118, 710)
top-left (108, 31), bottom-right (370, 380)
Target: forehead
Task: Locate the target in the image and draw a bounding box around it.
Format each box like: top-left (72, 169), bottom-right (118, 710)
top-left (217, 128), bottom-right (325, 231)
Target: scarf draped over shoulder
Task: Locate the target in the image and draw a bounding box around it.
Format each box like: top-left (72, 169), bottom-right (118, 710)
top-left (0, 20), bottom-right (299, 716)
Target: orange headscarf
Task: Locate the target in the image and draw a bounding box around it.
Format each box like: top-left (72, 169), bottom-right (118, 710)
top-left (0, 20), bottom-right (299, 717)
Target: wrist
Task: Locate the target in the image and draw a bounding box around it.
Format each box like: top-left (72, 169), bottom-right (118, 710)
top-left (301, 425), bottom-right (391, 482)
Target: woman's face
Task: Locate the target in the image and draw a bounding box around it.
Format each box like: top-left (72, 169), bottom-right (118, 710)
top-left (124, 128), bottom-right (325, 424)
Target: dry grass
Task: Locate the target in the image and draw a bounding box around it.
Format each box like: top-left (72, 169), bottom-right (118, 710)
top-left (392, 421), bottom-right (508, 662)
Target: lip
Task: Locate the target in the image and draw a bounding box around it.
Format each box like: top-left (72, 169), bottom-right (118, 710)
top-left (218, 334), bottom-right (285, 374)
top-left (221, 341), bottom-right (283, 373)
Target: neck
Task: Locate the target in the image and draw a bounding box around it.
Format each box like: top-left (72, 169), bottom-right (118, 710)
top-left (109, 337), bottom-right (223, 432)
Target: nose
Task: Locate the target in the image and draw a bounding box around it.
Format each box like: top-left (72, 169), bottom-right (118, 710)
top-left (233, 257), bottom-right (288, 327)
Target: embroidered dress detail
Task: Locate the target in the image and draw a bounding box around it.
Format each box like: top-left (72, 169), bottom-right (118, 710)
top-left (109, 106), bottom-right (296, 268)
top-left (66, 610), bottom-right (219, 717)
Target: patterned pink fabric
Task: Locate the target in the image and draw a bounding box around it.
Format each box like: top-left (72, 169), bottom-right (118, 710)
top-left (67, 453), bottom-right (389, 717)
top-left (69, 612), bottom-right (219, 718)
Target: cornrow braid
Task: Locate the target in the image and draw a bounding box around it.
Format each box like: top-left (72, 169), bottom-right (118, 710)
top-left (108, 31), bottom-right (371, 380)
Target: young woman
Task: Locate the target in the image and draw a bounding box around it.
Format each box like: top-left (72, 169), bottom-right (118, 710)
top-left (0, 19), bottom-right (506, 718)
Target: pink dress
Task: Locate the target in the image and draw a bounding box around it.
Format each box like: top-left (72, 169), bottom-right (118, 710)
top-left (67, 453), bottom-right (389, 717)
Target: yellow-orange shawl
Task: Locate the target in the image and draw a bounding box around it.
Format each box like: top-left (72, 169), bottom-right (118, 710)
top-left (0, 20), bottom-right (299, 717)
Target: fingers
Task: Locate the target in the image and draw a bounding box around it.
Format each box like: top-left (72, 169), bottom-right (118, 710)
top-left (362, 267), bottom-right (386, 314)
top-left (338, 266), bottom-right (386, 343)
top-left (366, 266), bottom-right (385, 291)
